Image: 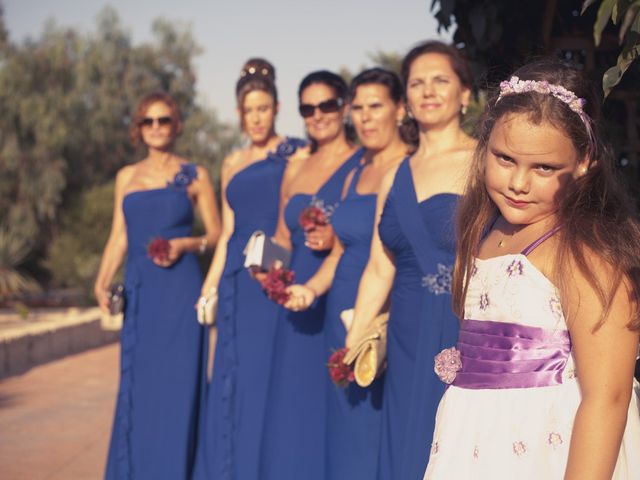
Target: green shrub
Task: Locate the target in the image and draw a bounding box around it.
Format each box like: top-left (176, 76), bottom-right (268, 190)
top-left (45, 182), bottom-right (116, 298)
top-left (0, 212), bottom-right (41, 300)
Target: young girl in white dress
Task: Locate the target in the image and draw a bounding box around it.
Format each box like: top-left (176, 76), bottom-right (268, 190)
top-left (424, 58), bottom-right (640, 479)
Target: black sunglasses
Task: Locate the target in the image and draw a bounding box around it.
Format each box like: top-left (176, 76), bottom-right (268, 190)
top-left (298, 98), bottom-right (343, 118)
top-left (139, 116), bottom-right (173, 127)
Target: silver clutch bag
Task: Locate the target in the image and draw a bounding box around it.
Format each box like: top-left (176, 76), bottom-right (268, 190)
top-left (101, 284), bottom-right (125, 331)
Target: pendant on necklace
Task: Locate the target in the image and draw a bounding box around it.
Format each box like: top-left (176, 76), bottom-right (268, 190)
top-left (498, 239), bottom-right (505, 248)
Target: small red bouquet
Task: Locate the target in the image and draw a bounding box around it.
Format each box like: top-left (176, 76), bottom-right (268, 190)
top-left (299, 205), bottom-right (328, 232)
top-left (327, 348), bottom-right (354, 388)
top-left (147, 237), bottom-right (170, 262)
top-left (260, 265), bottom-right (295, 305)
top-left (299, 199), bottom-right (332, 232)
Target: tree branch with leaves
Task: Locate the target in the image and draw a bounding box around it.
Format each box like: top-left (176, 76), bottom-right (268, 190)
top-left (582, 0), bottom-right (640, 97)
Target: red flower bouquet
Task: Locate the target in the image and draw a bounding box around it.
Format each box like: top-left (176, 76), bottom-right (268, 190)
top-left (299, 204), bottom-right (329, 232)
top-left (147, 237), bottom-right (171, 262)
top-left (327, 348), bottom-right (354, 388)
top-left (260, 265), bottom-right (295, 305)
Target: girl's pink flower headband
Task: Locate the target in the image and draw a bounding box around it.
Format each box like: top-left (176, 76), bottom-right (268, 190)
top-left (496, 76), bottom-right (595, 151)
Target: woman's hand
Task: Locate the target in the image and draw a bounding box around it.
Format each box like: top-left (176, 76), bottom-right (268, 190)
top-left (248, 266), bottom-right (268, 284)
top-left (283, 284), bottom-right (317, 311)
top-left (304, 224), bottom-right (335, 251)
top-left (94, 285), bottom-right (110, 313)
top-left (153, 238), bottom-right (186, 267)
top-left (344, 320), bottom-right (369, 349)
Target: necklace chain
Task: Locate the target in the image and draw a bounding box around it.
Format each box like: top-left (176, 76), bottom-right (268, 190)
top-left (497, 228), bottom-right (515, 248)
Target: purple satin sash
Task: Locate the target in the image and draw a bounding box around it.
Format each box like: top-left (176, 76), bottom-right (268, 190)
top-left (452, 319), bottom-right (571, 389)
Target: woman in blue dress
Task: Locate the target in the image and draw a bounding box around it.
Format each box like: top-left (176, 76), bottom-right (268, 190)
top-left (285, 68), bottom-right (409, 479)
top-left (94, 91), bottom-right (221, 480)
top-left (258, 71), bottom-right (361, 480)
top-left (192, 58), bottom-right (306, 480)
top-left (346, 41), bottom-right (476, 479)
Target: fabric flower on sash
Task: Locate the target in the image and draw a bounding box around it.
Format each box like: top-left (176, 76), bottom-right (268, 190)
top-left (434, 347), bottom-right (462, 384)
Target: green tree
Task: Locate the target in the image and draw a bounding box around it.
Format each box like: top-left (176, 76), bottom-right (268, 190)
top-left (44, 183), bottom-right (115, 298)
top-left (429, 0), bottom-right (640, 94)
top-left (0, 6), bottom-right (240, 301)
top-left (428, 0), bottom-right (640, 185)
top-left (0, 3), bottom-right (7, 48)
top-left (581, 0), bottom-right (640, 96)
top-left (367, 50), bottom-right (403, 75)
top-left (339, 50), bottom-right (403, 85)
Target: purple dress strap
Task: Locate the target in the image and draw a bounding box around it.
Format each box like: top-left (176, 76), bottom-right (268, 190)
top-left (520, 224), bottom-right (562, 256)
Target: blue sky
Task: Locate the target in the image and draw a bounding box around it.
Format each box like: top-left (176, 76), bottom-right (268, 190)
top-left (4, 0), bottom-right (451, 136)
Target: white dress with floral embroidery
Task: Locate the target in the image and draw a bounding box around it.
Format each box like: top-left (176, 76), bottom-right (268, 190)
top-left (424, 254), bottom-right (640, 480)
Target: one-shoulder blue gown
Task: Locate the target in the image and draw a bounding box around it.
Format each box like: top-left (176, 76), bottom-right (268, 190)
top-left (192, 138), bottom-right (305, 480)
top-left (376, 158), bottom-right (460, 480)
top-left (105, 164), bottom-right (205, 480)
top-left (325, 162), bottom-right (384, 480)
top-left (259, 149), bottom-right (363, 480)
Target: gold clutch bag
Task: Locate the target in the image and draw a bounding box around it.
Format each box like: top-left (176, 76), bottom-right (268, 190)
top-left (341, 309), bottom-right (389, 387)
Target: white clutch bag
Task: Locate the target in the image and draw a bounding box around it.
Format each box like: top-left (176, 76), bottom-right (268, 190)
top-left (100, 312), bottom-right (124, 331)
top-left (197, 287), bottom-right (218, 326)
top-left (243, 230), bottom-right (291, 271)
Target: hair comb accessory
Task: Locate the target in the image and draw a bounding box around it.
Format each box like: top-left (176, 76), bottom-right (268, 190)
top-left (239, 66), bottom-right (271, 78)
top-left (497, 76), bottom-right (595, 151)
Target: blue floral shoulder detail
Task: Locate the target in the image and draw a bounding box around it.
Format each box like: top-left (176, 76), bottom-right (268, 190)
top-left (275, 137), bottom-right (307, 158)
top-left (170, 163), bottom-right (198, 189)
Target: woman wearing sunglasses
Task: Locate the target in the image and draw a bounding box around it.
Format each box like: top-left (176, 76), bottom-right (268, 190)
top-left (95, 91), bottom-right (221, 479)
top-left (192, 58), bottom-right (307, 480)
top-left (258, 71), bottom-right (362, 480)
top-left (346, 41), bottom-right (476, 479)
top-left (283, 68), bottom-right (410, 479)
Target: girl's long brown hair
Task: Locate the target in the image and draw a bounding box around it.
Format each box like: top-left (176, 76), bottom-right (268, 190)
top-left (452, 58), bottom-right (640, 331)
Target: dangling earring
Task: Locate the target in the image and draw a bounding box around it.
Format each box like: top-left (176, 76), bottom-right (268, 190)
top-left (406, 106), bottom-right (414, 119)
top-left (461, 104), bottom-right (468, 115)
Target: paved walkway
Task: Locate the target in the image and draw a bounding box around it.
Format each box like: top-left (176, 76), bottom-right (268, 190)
top-left (0, 343), bottom-right (118, 479)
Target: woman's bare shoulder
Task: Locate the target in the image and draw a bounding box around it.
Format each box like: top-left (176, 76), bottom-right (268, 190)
top-left (222, 149), bottom-right (245, 171)
top-left (194, 164), bottom-right (212, 183)
top-left (116, 163), bottom-right (137, 183)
